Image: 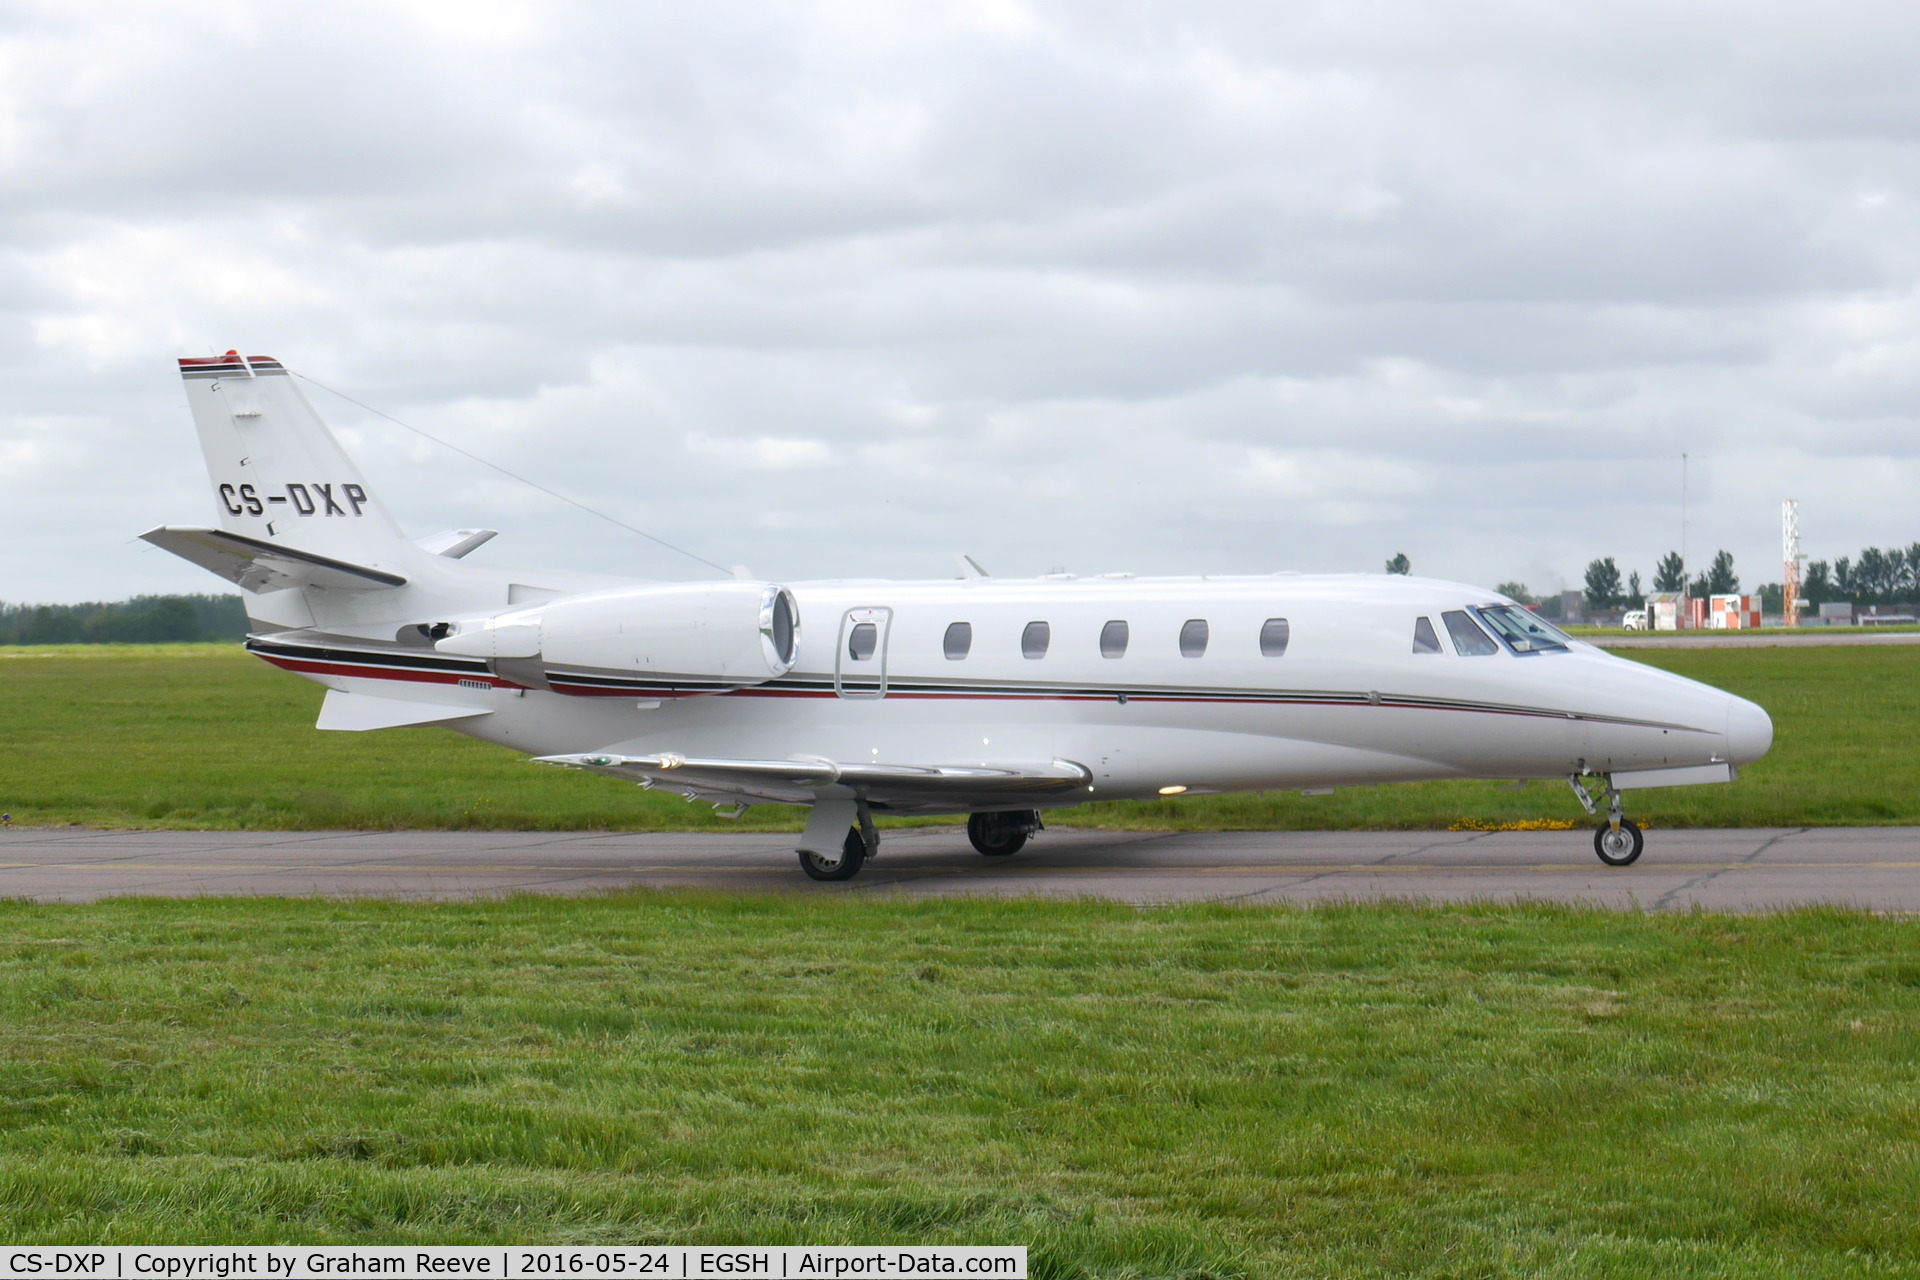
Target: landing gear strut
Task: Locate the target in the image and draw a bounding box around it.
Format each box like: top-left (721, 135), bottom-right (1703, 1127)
top-left (968, 810), bottom-right (1040, 856)
top-left (797, 799), bottom-right (878, 881)
top-left (1568, 775), bottom-right (1644, 867)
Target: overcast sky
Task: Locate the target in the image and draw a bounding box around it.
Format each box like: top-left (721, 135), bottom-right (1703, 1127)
top-left (5, 0), bottom-right (1919, 603)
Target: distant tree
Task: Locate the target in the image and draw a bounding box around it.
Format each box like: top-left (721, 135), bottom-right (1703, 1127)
top-left (1652, 551), bottom-right (1687, 593)
top-left (1803, 560), bottom-right (1834, 603)
top-left (1583, 557), bottom-right (1623, 611)
top-left (1384, 553), bottom-right (1410, 575)
top-left (84, 597), bottom-right (199, 643)
top-left (1705, 549), bottom-right (1738, 595)
top-left (1495, 581), bottom-right (1536, 605)
top-left (0, 594), bottom-right (248, 645)
top-left (1757, 582), bottom-right (1784, 614)
top-left (1626, 571), bottom-right (1645, 608)
top-left (1855, 547), bottom-right (1896, 602)
top-left (1800, 546), bottom-right (1920, 605)
top-left (20, 606), bottom-right (80, 645)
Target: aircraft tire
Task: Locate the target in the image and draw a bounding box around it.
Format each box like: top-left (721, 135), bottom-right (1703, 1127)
top-left (967, 812), bottom-right (1028, 857)
top-left (799, 829), bottom-right (868, 881)
top-left (1593, 819), bottom-right (1644, 867)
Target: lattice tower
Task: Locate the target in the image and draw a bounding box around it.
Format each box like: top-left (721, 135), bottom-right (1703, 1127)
top-left (1782, 498), bottom-right (1803, 627)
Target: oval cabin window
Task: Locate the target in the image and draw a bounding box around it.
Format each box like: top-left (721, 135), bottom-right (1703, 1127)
top-left (1100, 619), bottom-right (1129, 658)
top-left (847, 621), bottom-right (878, 662)
top-left (1260, 618), bottom-right (1290, 657)
top-left (1021, 621), bottom-right (1051, 659)
top-left (943, 621), bottom-right (972, 660)
top-left (1179, 618), bottom-right (1209, 658)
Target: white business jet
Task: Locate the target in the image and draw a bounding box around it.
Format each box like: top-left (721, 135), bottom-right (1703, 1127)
top-left (144, 353), bottom-right (1773, 879)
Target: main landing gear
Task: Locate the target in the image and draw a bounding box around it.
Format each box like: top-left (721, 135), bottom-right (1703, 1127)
top-left (795, 803), bottom-right (1046, 880)
top-left (1568, 775), bottom-right (1644, 867)
top-left (797, 798), bottom-right (878, 881)
top-left (968, 810), bottom-right (1041, 857)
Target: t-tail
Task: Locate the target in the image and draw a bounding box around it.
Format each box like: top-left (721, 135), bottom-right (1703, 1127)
top-left (143, 351), bottom-right (626, 638)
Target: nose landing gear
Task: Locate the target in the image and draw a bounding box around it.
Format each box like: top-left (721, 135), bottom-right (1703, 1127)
top-left (1568, 775), bottom-right (1644, 866)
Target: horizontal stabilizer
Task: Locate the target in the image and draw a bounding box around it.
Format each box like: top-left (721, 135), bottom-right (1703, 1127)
top-left (316, 689), bottom-right (492, 732)
top-left (141, 526), bottom-right (407, 593)
top-left (536, 751), bottom-right (1091, 808)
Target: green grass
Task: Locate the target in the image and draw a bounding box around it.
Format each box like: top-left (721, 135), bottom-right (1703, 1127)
top-left (3, 643), bottom-right (1918, 831)
top-left (1, 893), bottom-right (1916, 1274)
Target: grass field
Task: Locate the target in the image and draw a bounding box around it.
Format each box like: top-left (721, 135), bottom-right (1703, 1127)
top-left (3, 642), bottom-right (1918, 830)
top-left (2, 892), bottom-right (1917, 1275)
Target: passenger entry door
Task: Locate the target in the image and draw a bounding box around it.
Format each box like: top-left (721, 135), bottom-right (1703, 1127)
top-left (835, 607), bottom-right (893, 699)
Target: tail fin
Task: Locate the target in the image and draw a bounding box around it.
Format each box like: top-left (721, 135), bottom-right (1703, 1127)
top-left (177, 352), bottom-right (410, 572)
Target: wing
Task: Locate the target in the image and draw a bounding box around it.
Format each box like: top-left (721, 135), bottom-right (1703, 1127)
top-left (140, 526), bottom-right (407, 593)
top-left (534, 751), bottom-right (1092, 811)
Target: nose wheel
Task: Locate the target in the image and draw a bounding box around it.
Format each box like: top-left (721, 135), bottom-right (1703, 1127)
top-left (1593, 819), bottom-right (1644, 866)
top-left (1569, 775), bottom-right (1644, 867)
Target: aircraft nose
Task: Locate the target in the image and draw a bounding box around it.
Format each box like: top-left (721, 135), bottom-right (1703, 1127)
top-left (1726, 695), bottom-right (1774, 766)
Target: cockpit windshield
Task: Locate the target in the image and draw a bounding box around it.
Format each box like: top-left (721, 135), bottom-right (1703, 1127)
top-left (1472, 604), bottom-right (1572, 654)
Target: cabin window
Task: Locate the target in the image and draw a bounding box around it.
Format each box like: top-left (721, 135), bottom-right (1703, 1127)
top-left (1413, 616), bottom-right (1442, 654)
top-left (847, 622), bottom-right (878, 661)
top-left (1021, 621), bottom-right (1051, 659)
top-left (943, 622), bottom-right (972, 660)
top-left (1260, 618), bottom-right (1290, 657)
top-left (1442, 610), bottom-right (1498, 656)
top-left (1473, 604), bottom-right (1571, 654)
top-left (1179, 618), bottom-right (1209, 658)
top-left (1100, 620), bottom-right (1129, 658)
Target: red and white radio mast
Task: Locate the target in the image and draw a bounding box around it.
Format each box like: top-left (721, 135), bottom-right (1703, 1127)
top-left (1782, 498), bottom-right (1803, 627)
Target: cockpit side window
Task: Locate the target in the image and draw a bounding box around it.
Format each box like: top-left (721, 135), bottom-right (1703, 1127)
top-left (1473, 604), bottom-right (1571, 654)
top-left (1413, 617), bottom-right (1442, 654)
top-left (1443, 610), bottom-right (1499, 656)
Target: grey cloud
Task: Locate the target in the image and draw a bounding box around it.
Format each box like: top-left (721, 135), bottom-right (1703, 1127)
top-left (5, 0), bottom-right (1920, 603)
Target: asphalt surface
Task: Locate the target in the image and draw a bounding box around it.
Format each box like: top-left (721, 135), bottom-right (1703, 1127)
top-left (4, 825), bottom-right (1917, 911)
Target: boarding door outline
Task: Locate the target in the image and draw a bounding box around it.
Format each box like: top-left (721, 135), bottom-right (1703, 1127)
top-left (835, 607), bottom-right (893, 699)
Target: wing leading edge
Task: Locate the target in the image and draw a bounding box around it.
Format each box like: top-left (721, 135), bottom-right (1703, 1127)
top-left (535, 751), bottom-right (1092, 810)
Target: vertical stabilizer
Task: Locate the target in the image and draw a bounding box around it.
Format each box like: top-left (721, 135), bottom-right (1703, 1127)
top-left (179, 353), bottom-right (410, 574)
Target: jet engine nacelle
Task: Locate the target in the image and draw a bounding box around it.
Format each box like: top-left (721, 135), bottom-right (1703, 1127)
top-left (434, 581), bottom-right (799, 693)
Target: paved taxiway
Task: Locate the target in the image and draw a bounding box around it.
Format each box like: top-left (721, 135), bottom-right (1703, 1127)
top-left (1597, 631), bottom-right (1920, 650)
top-left (4, 826), bottom-right (1917, 910)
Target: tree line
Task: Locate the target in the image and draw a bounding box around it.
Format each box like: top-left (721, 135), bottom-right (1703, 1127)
top-left (1801, 545), bottom-right (1920, 606)
top-left (1492, 549), bottom-right (1743, 614)
top-left (0, 594), bottom-right (250, 644)
top-left (1492, 540), bottom-right (1920, 615)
